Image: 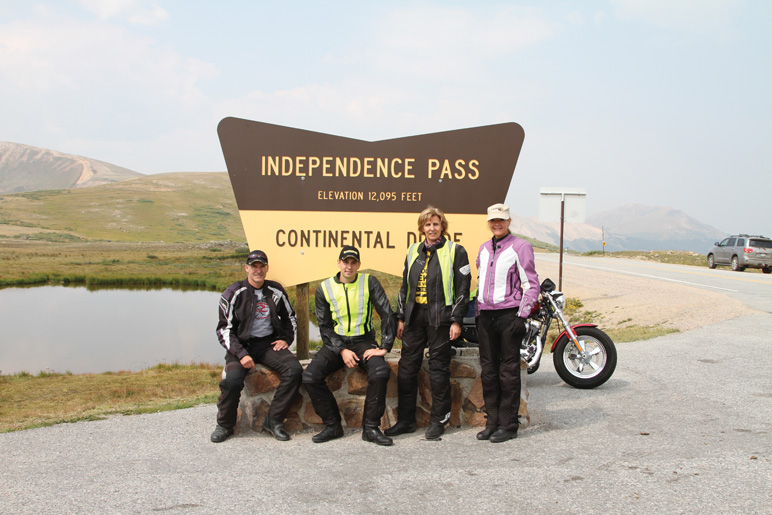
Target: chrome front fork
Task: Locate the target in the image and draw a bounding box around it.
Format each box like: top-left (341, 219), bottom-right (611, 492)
top-left (549, 296), bottom-right (587, 354)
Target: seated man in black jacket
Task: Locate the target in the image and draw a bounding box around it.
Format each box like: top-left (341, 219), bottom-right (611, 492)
top-left (303, 246), bottom-right (396, 446)
top-left (211, 250), bottom-right (302, 443)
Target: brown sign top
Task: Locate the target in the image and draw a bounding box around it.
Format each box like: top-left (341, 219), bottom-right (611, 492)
top-left (218, 118), bottom-right (525, 286)
top-left (218, 118), bottom-right (524, 214)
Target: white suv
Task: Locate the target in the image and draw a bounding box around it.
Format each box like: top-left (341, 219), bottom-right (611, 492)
top-left (707, 235), bottom-right (772, 273)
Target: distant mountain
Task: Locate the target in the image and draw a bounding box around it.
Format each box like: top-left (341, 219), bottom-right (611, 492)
top-left (512, 204), bottom-right (725, 253)
top-left (510, 216), bottom-right (602, 250)
top-left (0, 142), bottom-right (143, 194)
top-left (585, 204), bottom-right (725, 252)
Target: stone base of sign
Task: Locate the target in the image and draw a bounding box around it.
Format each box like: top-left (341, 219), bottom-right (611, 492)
top-left (232, 350), bottom-right (530, 435)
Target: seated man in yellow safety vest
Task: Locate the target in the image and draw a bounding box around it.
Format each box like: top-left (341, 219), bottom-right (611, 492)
top-left (302, 245), bottom-right (396, 446)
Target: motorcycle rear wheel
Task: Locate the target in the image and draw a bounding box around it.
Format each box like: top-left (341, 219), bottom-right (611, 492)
top-left (553, 326), bottom-right (617, 389)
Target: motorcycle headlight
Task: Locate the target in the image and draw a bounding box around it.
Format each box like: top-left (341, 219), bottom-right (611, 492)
top-left (554, 294), bottom-right (566, 311)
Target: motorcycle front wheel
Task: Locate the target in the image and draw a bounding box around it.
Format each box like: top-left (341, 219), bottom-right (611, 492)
top-left (553, 326), bottom-right (617, 389)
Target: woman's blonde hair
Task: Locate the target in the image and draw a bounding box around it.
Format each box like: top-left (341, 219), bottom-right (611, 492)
top-left (417, 206), bottom-right (449, 237)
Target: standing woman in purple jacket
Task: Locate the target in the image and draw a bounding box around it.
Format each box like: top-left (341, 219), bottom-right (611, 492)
top-left (475, 203), bottom-right (539, 443)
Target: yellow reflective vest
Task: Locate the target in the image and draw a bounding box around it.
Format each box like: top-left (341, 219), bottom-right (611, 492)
top-left (321, 273), bottom-right (372, 337)
top-left (406, 241), bottom-right (456, 306)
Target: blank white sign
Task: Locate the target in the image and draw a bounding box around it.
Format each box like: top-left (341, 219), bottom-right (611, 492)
top-left (539, 188), bottom-right (586, 223)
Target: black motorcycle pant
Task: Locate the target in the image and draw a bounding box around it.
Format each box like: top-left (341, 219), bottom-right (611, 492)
top-left (477, 308), bottom-right (523, 432)
top-left (302, 341), bottom-right (390, 427)
top-left (216, 335), bottom-right (303, 431)
top-left (396, 304), bottom-right (453, 426)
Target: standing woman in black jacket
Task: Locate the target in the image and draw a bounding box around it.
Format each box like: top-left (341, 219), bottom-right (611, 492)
top-left (385, 206), bottom-right (471, 440)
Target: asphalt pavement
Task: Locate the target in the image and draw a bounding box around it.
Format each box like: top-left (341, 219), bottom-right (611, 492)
top-left (2, 310), bottom-right (771, 514)
top-left (2, 258), bottom-right (771, 514)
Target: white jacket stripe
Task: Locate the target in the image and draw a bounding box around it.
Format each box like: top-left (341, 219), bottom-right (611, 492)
top-left (218, 286), bottom-right (248, 350)
top-left (491, 247), bottom-right (517, 304)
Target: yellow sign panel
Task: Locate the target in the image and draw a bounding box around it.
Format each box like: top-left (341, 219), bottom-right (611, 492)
top-left (218, 118), bottom-right (525, 287)
top-left (238, 210), bottom-right (490, 287)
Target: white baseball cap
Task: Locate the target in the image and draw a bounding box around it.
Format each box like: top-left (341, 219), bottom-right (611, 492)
top-left (486, 203), bottom-right (511, 220)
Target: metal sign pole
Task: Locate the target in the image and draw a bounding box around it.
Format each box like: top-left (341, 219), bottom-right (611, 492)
top-left (295, 283), bottom-right (309, 359)
top-left (539, 188), bottom-right (586, 293)
top-left (559, 196), bottom-right (565, 291)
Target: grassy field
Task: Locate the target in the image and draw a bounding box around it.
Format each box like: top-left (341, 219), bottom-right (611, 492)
top-left (0, 240), bottom-right (251, 291)
top-left (0, 363), bottom-right (222, 433)
top-left (0, 172), bottom-right (245, 243)
top-left (582, 249), bottom-right (706, 266)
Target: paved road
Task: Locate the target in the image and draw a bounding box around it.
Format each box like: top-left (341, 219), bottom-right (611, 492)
top-left (537, 254), bottom-right (772, 312)
top-left (2, 259), bottom-right (771, 514)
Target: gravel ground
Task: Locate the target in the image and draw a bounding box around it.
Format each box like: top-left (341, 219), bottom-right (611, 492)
top-left (533, 256), bottom-right (754, 332)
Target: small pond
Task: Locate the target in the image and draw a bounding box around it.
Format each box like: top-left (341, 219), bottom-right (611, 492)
top-left (0, 286), bottom-right (228, 375)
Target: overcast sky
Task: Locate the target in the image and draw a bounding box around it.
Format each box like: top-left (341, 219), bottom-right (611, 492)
top-left (1, 0), bottom-right (769, 235)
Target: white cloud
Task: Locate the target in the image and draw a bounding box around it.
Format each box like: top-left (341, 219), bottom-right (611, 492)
top-left (0, 17), bottom-right (215, 98)
top-left (567, 10), bottom-right (585, 25)
top-left (382, 5), bottom-right (555, 53)
top-left (215, 84), bottom-right (377, 135)
top-left (214, 66), bottom-right (544, 148)
top-left (0, 2), bottom-right (559, 172)
top-left (33, 4), bottom-right (56, 16)
top-left (77, 0), bottom-right (169, 25)
top-left (611, 0), bottom-right (743, 31)
top-left (210, 5), bottom-right (559, 144)
top-left (0, 13), bottom-right (218, 172)
top-left (364, 5), bottom-right (557, 80)
top-left (128, 4), bottom-right (168, 25)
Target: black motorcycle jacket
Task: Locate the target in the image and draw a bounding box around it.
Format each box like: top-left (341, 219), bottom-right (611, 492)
top-left (216, 278), bottom-right (297, 360)
top-left (397, 236), bottom-right (471, 327)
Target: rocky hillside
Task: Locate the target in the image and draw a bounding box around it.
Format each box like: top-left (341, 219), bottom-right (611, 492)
top-left (0, 142), bottom-right (143, 194)
top-left (0, 172), bottom-right (245, 243)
